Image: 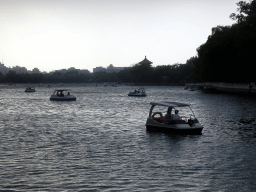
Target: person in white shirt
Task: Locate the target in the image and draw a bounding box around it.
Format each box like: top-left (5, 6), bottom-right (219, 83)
top-left (172, 110), bottom-right (180, 121)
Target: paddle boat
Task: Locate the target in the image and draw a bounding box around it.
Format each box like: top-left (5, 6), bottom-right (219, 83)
top-left (146, 102), bottom-right (203, 134)
top-left (128, 88), bottom-right (146, 97)
top-left (25, 87), bottom-right (36, 92)
top-left (189, 86), bottom-right (195, 91)
top-left (50, 89), bottom-right (76, 101)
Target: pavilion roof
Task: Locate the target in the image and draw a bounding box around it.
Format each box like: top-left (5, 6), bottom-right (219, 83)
top-left (139, 56), bottom-right (153, 64)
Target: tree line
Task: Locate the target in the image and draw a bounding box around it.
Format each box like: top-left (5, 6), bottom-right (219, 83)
top-left (1, 0), bottom-right (254, 84)
top-left (0, 60), bottom-right (195, 85)
top-left (193, 0), bottom-right (256, 83)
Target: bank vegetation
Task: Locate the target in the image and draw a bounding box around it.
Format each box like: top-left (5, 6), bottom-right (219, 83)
top-left (1, 0), bottom-right (255, 85)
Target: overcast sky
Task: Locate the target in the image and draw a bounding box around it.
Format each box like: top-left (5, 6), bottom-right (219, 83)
top-left (0, 0), bottom-right (244, 72)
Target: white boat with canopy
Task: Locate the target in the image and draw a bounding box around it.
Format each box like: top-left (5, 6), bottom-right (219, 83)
top-left (128, 88), bottom-right (146, 97)
top-left (25, 87), bottom-right (36, 92)
top-left (146, 102), bottom-right (203, 134)
top-left (50, 89), bottom-right (76, 101)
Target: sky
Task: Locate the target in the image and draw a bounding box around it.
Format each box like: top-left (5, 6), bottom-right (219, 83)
top-left (0, 0), bottom-right (244, 72)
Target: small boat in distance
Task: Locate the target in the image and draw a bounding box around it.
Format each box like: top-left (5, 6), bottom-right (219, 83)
top-left (189, 86), bottom-right (195, 91)
top-left (25, 87), bottom-right (36, 92)
top-left (50, 89), bottom-right (76, 101)
top-left (146, 102), bottom-right (203, 134)
top-left (128, 88), bottom-right (146, 97)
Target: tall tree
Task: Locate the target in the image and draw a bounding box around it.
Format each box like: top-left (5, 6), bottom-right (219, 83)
top-left (194, 0), bottom-right (256, 82)
top-left (230, 0), bottom-right (256, 23)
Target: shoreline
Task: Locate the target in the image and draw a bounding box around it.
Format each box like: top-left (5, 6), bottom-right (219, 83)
top-left (186, 82), bottom-right (256, 94)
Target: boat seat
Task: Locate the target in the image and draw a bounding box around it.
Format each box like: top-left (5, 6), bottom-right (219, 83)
top-left (154, 118), bottom-right (163, 123)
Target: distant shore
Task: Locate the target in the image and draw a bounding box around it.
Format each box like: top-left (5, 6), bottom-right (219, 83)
top-left (186, 82), bottom-right (256, 94)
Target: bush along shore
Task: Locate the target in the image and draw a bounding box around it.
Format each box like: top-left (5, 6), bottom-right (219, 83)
top-left (185, 82), bottom-right (256, 94)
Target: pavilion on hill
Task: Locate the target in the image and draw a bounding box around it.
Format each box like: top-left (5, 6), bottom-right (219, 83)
top-left (138, 56), bottom-right (153, 65)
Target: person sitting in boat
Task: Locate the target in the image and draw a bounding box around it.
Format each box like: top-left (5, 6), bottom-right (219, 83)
top-left (172, 110), bottom-right (180, 121)
top-left (166, 107), bottom-right (173, 117)
top-left (164, 107), bottom-right (173, 124)
top-left (57, 91), bottom-right (64, 96)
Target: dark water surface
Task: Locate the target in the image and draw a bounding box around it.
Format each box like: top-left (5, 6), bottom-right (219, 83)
top-left (0, 84), bottom-right (256, 192)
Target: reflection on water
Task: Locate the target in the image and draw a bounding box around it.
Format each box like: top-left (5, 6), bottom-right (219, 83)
top-left (0, 84), bottom-right (256, 191)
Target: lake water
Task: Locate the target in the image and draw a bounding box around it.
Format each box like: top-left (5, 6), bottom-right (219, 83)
top-left (0, 84), bottom-right (256, 192)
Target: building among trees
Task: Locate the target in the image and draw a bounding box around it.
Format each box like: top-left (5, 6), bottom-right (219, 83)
top-left (0, 62), bottom-right (8, 74)
top-left (138, 56), bottom-right (153, 66)
top-left (93, 64), bottom-right (125, 73)
top-left (51, 67), bottom-right (90, 74)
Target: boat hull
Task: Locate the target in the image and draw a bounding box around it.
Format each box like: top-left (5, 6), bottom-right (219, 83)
top-left (146, 118), bottom-right (203, 134)
top-left (50, 96), bottom-right (76, 101)
top-left (146, 125), bottom-right (203, 134)
top-left (25, 87), bottom-right (36, 92)
top-left (128, 94), bottom-right (147, 97)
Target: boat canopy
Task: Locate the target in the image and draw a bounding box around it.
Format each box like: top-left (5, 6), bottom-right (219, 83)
top-left (52, 89), bottom-right (71, 94)
top-left (150, 102), bottom-right (190, 107)
top-left (130, 88), bottom-right (145, 91)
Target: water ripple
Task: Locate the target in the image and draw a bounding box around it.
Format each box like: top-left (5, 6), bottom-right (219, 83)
top-left (0, 85), bottom-right (256, 191)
